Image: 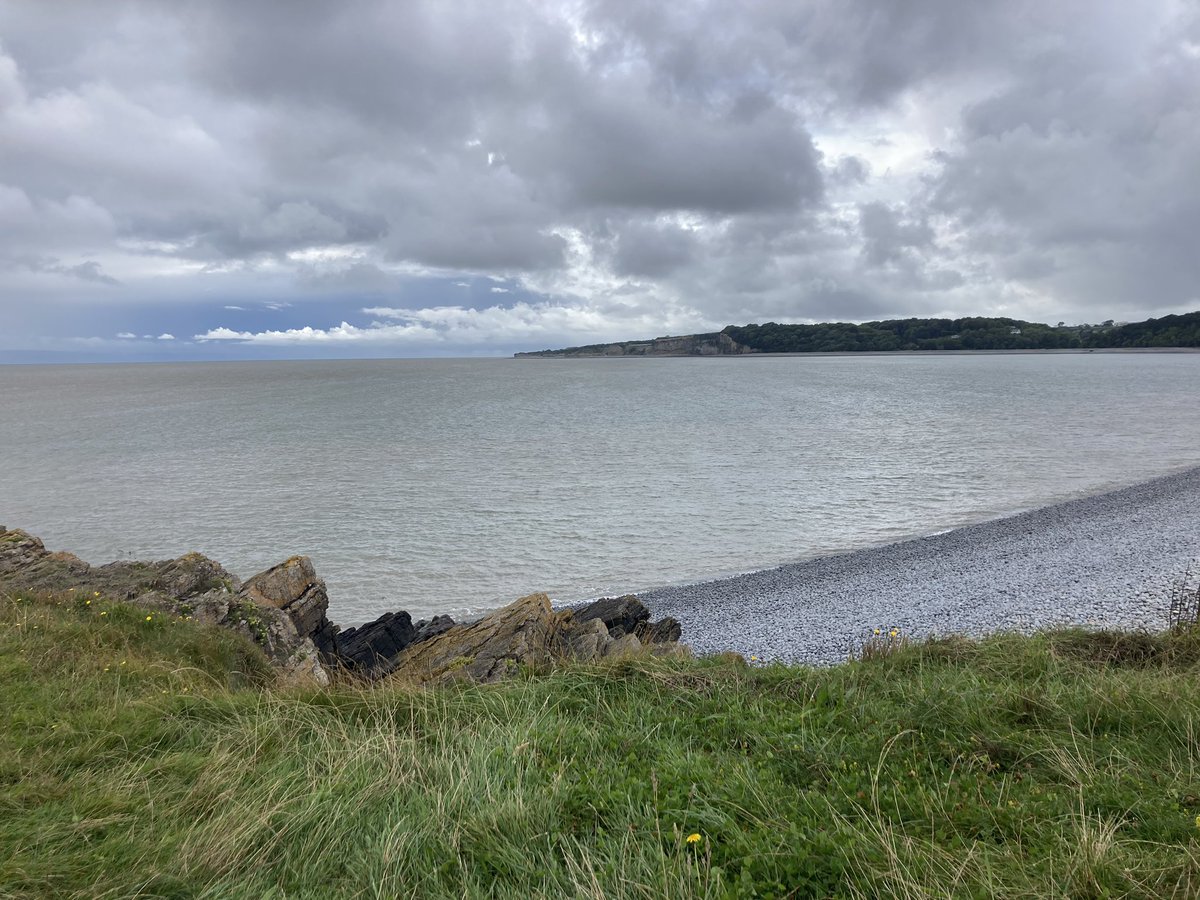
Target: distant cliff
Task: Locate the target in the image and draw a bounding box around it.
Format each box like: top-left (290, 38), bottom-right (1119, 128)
top-left (514, 331), bottom-right (755, 358)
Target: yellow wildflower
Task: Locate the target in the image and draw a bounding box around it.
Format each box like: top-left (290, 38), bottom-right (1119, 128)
top-left (1195, 815), bottom-right (1200, 829)
top-left (100, 611), bottom-right (108, 617)
top-left (889, 629), bottom-right (899, 637)
top-left (85, 600), bottom-right (91, 605)
top-left (686, 833), bottom-right (702, 844)
top-left (94, 591), bottom-right (100, 596)
top-left (145, 615), bottom-right (152, 621)
top-left (873, 628), bottom-right (881, 635)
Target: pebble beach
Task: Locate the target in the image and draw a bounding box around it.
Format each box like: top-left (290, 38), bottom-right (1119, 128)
top-left (640, 466), bottom-right (1200, 664)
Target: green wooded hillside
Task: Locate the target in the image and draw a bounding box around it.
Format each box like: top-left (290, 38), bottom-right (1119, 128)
top-left (723, 310), bottom-right (1200, 353)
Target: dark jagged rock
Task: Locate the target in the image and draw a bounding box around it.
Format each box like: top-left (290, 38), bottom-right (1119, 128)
top-left (332, 612), bottom-right (459, 677)
top-left (335, 610), bottom-right (415, 674)
top-left (575, 594), bottom-right (681, 644)
top-left (414, 614), bottom-right (456, 642)
top-left (575, 594), bottom-right (649, 636)
top-left (635, 617), bottom-right (683, 644)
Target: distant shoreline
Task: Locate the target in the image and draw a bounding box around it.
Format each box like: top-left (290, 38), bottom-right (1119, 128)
top-left (515, 312), bottom-right (1200, 357)
top-left (520, 347), bottom-right (1200, 359)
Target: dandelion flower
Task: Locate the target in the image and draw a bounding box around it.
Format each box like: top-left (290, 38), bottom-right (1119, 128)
top-left (750, 655), bottom-right (758, 661)
top-left (145, 615), bottom-right (152, 621)
top-left (686, 833), bottom-right (702, 844)
top-left (889, 629), bottom-right (899, 637)
top-left (873, 628), bottom-right (881, 635)
top-left (85, 600), bottom-right (91, 605)
top-left (100, 611), bottom-right (108, 617)
top-left (1195, 815), bottom-right (1200, 829)
top-left (94, 591), bottom-right (100, 596)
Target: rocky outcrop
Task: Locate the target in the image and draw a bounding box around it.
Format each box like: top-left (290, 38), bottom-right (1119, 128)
top-left (515, 331), bottom-right (753, 358)
top-left (239, 556), bottom-right (338, 655)
top-left (0, 526), bottom-right (328, 685)
top-left (387, 593), bottom-right (688, 686)
top-left (0, 527), bottom-right (688, 687)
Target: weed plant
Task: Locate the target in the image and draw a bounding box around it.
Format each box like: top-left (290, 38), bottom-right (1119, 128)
top-left (1169, 563), bottom-right (1200, 630)
top-left (4, 589), bottom-right (1200, 897)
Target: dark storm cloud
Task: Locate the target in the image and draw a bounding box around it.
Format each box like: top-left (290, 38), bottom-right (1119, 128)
top-left (0, 0), bottom-right (1197, 359)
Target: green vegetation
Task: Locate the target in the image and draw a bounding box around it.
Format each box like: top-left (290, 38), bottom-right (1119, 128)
top-left (724, 310), bottom-right (1200, 353)
top-left (5, 589), bottom-right (1200, 897)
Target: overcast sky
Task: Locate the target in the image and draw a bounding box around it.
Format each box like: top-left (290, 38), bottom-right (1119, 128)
top-left (2, 1), bottom-right (1198, 361)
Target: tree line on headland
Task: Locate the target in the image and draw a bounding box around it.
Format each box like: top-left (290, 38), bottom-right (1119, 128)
top-left (725, 310), bottom-right (1200, 353)
top-left (516, 310), bottom-right (1200, 356)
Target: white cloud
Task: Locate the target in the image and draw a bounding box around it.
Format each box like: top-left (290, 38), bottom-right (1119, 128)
top-left (157, 333), bottom-right (175, 340)
top-left (197, 300), bottom-right (690, 346)
top-left (116, 331), bottom-right (136, 338)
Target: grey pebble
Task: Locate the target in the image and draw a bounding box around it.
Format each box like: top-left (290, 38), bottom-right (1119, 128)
top-left (634, 466), bottom-right (1200, 665)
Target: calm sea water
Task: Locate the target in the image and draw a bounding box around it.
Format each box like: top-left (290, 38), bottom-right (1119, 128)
top-left (2, 353), bottom-right (1198, 623)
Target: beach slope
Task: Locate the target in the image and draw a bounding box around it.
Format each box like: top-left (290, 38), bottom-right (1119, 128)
top-left (643, 467), bottom-right (1200, 663)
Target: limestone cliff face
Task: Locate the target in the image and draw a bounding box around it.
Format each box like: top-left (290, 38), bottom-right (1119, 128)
top-left (515, 331), bottom-right (754, 358)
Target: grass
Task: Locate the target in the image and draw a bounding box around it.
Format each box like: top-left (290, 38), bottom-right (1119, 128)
top-left (4, 589), bottom-right (1200, 897)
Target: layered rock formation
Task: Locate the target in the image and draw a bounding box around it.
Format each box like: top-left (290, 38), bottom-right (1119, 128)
top-left (0, 527), bottom-right (686, 685)
top-left (0, 526), bottom-right (329, 683)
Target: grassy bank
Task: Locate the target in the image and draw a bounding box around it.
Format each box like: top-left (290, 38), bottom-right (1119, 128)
top-left (4, 589), bottom-right (1200, 898)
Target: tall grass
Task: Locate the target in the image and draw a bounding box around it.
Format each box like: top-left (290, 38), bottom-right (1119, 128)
top-left (4, 588), bottom-right (1200, 897)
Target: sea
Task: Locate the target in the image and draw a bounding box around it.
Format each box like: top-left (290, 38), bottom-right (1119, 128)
top-left (2, 352), bottom-right (1198, 624)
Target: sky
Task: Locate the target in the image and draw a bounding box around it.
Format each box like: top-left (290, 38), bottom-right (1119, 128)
top-left (1, 0), bottom-right (1198, 362)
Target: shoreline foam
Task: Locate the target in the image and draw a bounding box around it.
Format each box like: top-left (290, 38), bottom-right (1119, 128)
top-left (640, 465), bottom-right (1200, 664)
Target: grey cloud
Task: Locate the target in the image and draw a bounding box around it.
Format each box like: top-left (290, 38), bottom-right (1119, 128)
top-left (925, 4), bottom-right (1200, 313)
top-left (858, 202), bottom-right (934, 268)
top-left (8, 254), bottom-right (119, 285)
top-left (611, 220), bottom-right (698, 278)
top-left (0, 0), bottom-right (1197, 355)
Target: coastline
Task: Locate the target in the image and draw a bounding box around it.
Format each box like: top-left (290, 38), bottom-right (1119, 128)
top-left (640, 465), bottom-right (1200, 664)
top-left (518, 347), bottom-right (1200, 359)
